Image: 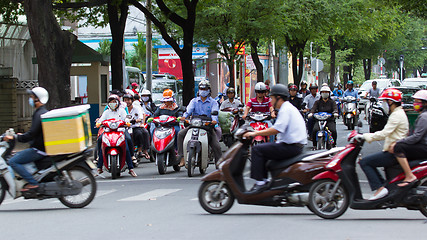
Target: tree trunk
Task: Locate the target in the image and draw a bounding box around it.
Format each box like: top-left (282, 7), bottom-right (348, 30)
top-left (181, 49), bottom-right (195, 104)
top-left (363, 58), bottom-right (371, 80)
top-left (24, 0), bottom-right (76, 109)
top-left (250, 41), bottom-right (263, 82)
top-left (329, 37), bottom-right (336, 89)
top-left (296, 49), bottom-right (304, 88)
top-left (108, 0), bottom-right (128, 91)
top-left (226, 58), bottom-right (235, 88)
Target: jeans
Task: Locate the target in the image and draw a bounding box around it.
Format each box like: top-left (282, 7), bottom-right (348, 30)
top-left (177, 127), bottom-right (222, 162)
top-left (8, 148), bottom-right (45, 185)
top-left (359, 151), bottom-right (397, 191)
top-left (97, 133), bottom-right (134, 169)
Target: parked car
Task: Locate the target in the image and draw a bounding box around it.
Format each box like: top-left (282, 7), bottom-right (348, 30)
top-left (402, 77), bottom-right (427, 89)
top-left (358, 79), bottom-right (401, 112)
top-left (148, 73), bottom-right (183, 106)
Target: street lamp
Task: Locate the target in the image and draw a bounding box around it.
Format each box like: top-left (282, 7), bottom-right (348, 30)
top-left (399, 55), bottom-right (404, 82)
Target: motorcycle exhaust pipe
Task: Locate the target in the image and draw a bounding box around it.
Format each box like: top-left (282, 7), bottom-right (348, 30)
top-left (287, 192), bottom-right (309, 205)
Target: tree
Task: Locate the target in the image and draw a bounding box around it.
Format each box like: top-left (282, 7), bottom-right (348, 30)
top-left (128, 32), bottom-right (160, 71)
top-left (97, 39), bottom-right (112, 56)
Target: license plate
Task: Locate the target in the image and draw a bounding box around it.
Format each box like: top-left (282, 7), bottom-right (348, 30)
top-left (86, 159), bottom-right (96, 169)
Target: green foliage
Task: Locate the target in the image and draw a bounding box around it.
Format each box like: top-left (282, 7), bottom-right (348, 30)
top-left (0, 1), bottom-right (23, 23)
top-left (96, 39), bottom-right (112, 56)
top-left (127, 32), bottom-right (160, 71)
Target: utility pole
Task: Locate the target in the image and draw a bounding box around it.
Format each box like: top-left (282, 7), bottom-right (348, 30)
top-left (399, 55), bottom-right (404, 82)
top-left (145, 0), bottom-right (152, 91)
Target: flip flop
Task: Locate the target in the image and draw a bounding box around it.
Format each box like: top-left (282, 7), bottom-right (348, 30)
top-left (397, 179), bottom-right (418, 188)
top-left (21, 184), bottom-right (39, 192)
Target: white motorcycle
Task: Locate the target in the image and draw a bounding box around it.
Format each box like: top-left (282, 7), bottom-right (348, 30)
top-left (342, 96), bottom-right (358, 130)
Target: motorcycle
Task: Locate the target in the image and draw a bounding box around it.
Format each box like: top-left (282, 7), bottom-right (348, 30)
top-left (307, 122), bottom-right (427, 219)
top-left (219, 107), bottom-right (243, 148)
top-left (0, 129), bottom-right (97, 208)
top-left (247, 112), bottom-right (271, 145)
top-left (313, 112), bottom-right (334, 150)
top-left (99, 119), bottom-right (129, 179)
top-left (148, 115), bottom-right (181, 175)
top-left (342, 96), bottom-right (358, 130)
top-left (183, 115), bottom-right (216, 177)
top-left (198, 126), bottom-right (344, 214)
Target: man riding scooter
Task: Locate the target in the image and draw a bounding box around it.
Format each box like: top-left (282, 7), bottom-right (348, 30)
top-left (243, 84), bottom-right (307, 193)
top-left (177, 80), bottom-right (222, 167)
top-left (303, 84), bottom-right (320, 139)
top-left (220, 88), bottom-right (242, 110)
top-left (289, 84), bottom-right (303, 110)
top-left (96, 95), bottom-right (137, 177)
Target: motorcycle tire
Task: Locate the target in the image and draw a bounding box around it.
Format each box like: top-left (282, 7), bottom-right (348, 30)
top-left (418, 177), bottom-right (427, 217)
top-left (0, 177), bottom-right (7, 206)
top-left (58, 166), bottom-right (97, 208)
top-left (187, 148), bottom-right (197, 177)
top-left (110, 155), bottom-right (119, 179)
top-left (308, 179), bottom-right (349, 219)
top-left (198, 181), bottom-right (235, 214)
top-left (157, 153), bottom-right (167, 175)
top-left (317, 137), bottom-right (324, 150)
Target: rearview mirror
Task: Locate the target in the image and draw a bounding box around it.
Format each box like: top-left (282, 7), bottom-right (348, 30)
top-left (211, 111), bottom-right (218, 116)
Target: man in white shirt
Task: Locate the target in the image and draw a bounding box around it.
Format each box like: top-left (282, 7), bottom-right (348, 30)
top-left (243, 84), bottom-right (307, 193)
top-left (220, 88), bottom-right (243, 110)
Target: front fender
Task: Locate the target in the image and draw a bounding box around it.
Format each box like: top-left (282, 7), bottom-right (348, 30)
top-left (201, 169), bottom-right (224, 182)
top-left (312, 170), bottom-right (339, 182)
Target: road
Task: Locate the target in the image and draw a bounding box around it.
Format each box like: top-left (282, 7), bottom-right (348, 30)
top-left (0, 115), bottom-right (426, 240)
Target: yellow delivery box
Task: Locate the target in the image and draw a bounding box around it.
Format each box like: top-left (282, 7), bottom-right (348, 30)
top-left (41, 105), bottom-right (92, 155)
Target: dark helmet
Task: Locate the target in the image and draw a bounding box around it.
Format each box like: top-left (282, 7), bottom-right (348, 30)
top-left (226, 87), bottom-right (235, 94)
top-left (309, 84), bottom-right (318, 90)
top-left (270, 84), bottom-right (290, 99)
top-left (289, 84), bottom-right (298, 91)
top-left (372, 81), bottom-right (377, 85)
top-left (123, 93), bottom-right (134, 100)
top-left (301, 81), bottom-right (307, 86)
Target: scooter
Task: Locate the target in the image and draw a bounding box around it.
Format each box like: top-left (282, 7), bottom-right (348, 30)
top-left (183, 115), bottom-right (216, 177)
top-left (313, 112), bottom-right (334, 150)
top-left (247, 112), bottom-right (270, 145)
top-left (148, 115), bottom-right (181, 175)
top-left (342, 96), bottom-right (358, 130)
top-left (307, 122), bottom-right (427, 219)
top-left (99, 119), bottom-right (128, 179)
top-left (0, 129), bottom-right (97, 208)
top-left (198, 126), bottom-right (344, 214)
top-left (219, 107), bottom-right (243, 148)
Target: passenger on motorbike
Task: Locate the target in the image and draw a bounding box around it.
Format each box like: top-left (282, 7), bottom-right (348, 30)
top-left (289, 84), bottom-right (303, 110)
top-left (333, 84), bottom-right (344, 98)
top-left (141, 89), bottom-right (157, 116)
top-left (177, 80), bottom-right (222, 167)
top-left (153, 89), bottom-right (182, 149)
top-left (2, 87), bottom-right (49, 192)
top-left (123, 93), bottom-right (150, 160)
top-left (96, 95), bottom-right (137, 177)
top-left (309, 86), bottom-right (338, 149)
top-left (356, 88), bottom-right (409, 200)
top-left (303, 84), bottom-right (320, 139)
top-left (243, 84), bottom-right (307, 193)
top-left (389, 90), bottom-right (427, 187)
top-left (220, 88), bottom-right (242, 110)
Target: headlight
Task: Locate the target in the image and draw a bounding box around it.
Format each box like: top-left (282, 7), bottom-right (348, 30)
top-left (102, 134), bottom-right (111, 147)
top-left (154, 129), bottom-right (173, 139)
top-left (116, 134), bottom-right (125, 146)
top-left (109, 122), bottom-right (119, 130)
top-left (191, 119), bottom-right (202, 127)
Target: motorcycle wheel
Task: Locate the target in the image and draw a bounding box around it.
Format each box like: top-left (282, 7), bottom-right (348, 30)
top-left (110, 155), bottom-right (119, 179)
top-left (308, 179), bottom-right (349, 219)
top-left (0, 177), bottom-right (6, 205)
top-left (59, 166), bottom-right (97, 208)
top-left (157, 153), bottom-right (167, 175)
top-left (149, 149), bottom-right (155, 162)
top-left (198, 181), bottom-right (234, 214)
top-left (187, 148), bottom-right (197, 177)
top-left (418, 178), bottom-right (427, 217)
top-left (317, 137), bottom-right (324, 150)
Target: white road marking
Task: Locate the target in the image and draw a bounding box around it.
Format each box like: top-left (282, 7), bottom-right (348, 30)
top-left (3, 197), bottom-right (31, 205)
top-left (96, 189), bottom-right (118, 197)
top-left (97, 177), bottom-right (203, 184)
top-left (118, 189), bottom-right (181, 201)
top-left (190, 198), bottom-right (198, 201)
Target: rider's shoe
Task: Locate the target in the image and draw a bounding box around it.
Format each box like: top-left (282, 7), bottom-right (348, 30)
top-left (369, 188), bottom-right (388, 200)
top-left (129, 169), bottom-right (137, 177)
top-left (97, 168), bottom-right (103, 174)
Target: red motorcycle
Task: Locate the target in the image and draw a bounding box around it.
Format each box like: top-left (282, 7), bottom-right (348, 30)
top-left (99, 119), bottom-right (128, 179)
top-left (149, 115), bottom-right (181, 174)
top-left (308, 122), bottom-right (427, 219)
top-left (248, 112), bottom-right (270, 145)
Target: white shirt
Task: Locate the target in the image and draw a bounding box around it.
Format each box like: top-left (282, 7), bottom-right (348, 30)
top-left (97, 107), bottom-right (128, 124)
top-left (220, 98), bottom-right (243, 110)
top-left (303, 93), bottom-right (320, 109)
top-left (128, 105), bottom-right (144, 128)
top-left (273, 101), bottom-right (308, 145)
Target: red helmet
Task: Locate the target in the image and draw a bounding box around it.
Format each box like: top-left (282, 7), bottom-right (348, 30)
top-left (379, 88), bottom-right (402, 102)
top-left (289, 84), bottom-right (298, 91)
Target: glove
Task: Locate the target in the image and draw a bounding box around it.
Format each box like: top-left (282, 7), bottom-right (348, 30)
top-left (333, 113), bottom-right (339, 118)
top-left (354, 134), bottom-right (364, 142)
top-left (308, 113), bottom-right (313, 118)
top-left (96, 123), bottom-right (101, 128)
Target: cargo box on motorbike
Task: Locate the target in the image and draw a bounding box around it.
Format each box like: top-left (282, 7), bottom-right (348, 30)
top-left (41, 105), bottom-right (92, 155)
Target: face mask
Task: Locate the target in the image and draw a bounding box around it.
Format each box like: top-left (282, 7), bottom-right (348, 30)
top-left (321, 93), bottom-right (329, 99)
top-left (199, 90), bottom-right (209, 97)
top-left (413, 102), bottom-right (424, 112)
top-left (142, 96), bottom-right (149, 102)
top-left (108, 102), bottom-right (118, 110)
top-left (381, 101), bottom-right (390, 115)
top-left (29, 98), bottom-right (35, 107)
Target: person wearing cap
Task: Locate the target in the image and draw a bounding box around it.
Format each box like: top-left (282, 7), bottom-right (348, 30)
top-left (131, 82), bottom-right (139, 95)
top-left (288, 84), bottom-right (303, 110)
top-left (309, 86), bottom-right (338, 148)
top-left (243, 84), bottom-right (307, 193)
top-left (343, 80), bottom-right (359, 100)
top-left (2, 87), bottom-right (49, 192)
top-left (356, 88), bottom-right (409, 200)
top-left (389, 90), bottom-right (427, 188)
top-left (220, 88), bottom-right (242, 110)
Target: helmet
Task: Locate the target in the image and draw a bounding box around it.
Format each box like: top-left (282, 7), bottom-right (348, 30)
top-left (338, 83), bottom-right (343, 88)
top-left (270, 84), bottom-right (290, 99)
top-left (413, 90), bottom-right (427, 101)
top-left (199, 80), bottom-right (211, 89)
top-left (322, 83), bottom-right (328, 87)
top-left (379, 88), bottom-right (402, 102)
top-left (141, 89), bottom-right (151, 96)
top-left (108, 94), bottom-right (120, 103)
top-left (372, 81), bottom-right (377, 85)
top-left (111, 89), bottom-right (124, 97)
top-left (226, 87), bottom-right (235, 94)
top-left (131, 82), bottom-right (138, 87)
top-left (347, 80), bottom-right (354, 85)
top-left (309, 84), bottom-right (318, 90)
top-left (289, 84), bottom-right (298, 91)
top-left (254, 82), bottom-right (267, 92)
top-left (320, 86), bottom-right (331, 92)
top-left (125, 89), bottom-right (134, 96)
top-left (123, 93), bottom-right (134, 100)
top-left (300, 81), bottom-right (307, 86)
top-left (161, 89), bottom-right (174, 102)
top-left (28, 87), bottom-right (49, 104)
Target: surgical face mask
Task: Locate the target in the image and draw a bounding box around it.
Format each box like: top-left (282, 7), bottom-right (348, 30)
top-left (29, 98), bottom-right (35, 107)
top-left (381, 100), bottom-right (390, 115)
top-left (142, 96), bottom-right (149, 102)
top-left (199, 90), bottom-right (209, 97)
top-left (321, 93), bottom-right (330, 99)
top-left (108, 101), bottom-right (118, 110)
top-left (413, 102), bottom-right (424, 112)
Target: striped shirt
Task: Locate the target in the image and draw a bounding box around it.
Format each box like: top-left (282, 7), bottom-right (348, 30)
top-left (247, 97), bottom-right (271, 113)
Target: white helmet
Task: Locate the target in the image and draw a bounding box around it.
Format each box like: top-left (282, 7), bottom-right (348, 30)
top-left (141, 89), bottom-right (151, 96)
top-left (254, 82), bottom-right (267, 91)
top-left (28, 87), bottom-right (49, 104)
top-left (199, 80), bottom-right (211, 89)
top-left (320, 86), bottom-right (331, 92)
top-left (125, 89), bottom-right (134, 96)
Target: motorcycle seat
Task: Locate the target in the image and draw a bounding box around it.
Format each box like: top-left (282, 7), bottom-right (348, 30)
top-left (385, 159), bottom-right (427, 180)
top-left (266, 150), bottom-right (327, 171)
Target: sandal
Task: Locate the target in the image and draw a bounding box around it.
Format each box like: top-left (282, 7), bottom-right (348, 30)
top-left (21, 184), bottom-right (39, 192)
top-left (129, 169), bottom-right (137, 177)
top-left (397, 179), bottom-right (418, 188)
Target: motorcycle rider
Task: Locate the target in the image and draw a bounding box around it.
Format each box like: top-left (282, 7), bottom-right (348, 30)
top-left (177, 80), bottom-right (222, 167)
top-left (333, 84), bottom-right (344, 97)
top-left (389, 90), bottom-right (427, 187)
top-left (343, 80), bottom-right (359, 100)
top-left (289, 84), bottom-right (303, 110)
top-left (141, 89), bottom-right (157, 117)
top-left (303, 84), bottom-right (320, 139)
top-left (299, 81), bottom-right (310, 98)
top-left (123, 93), bottom-right (150, 160)
top-left (243, 84), bottom-right (307, 193)
top-left (130, 82), bottom-right (139, 95)
top-left (309, 86), bottom-right (338, 149)
top-left (2, 87), bottom-right (49, 192)
top-left (220, 87), bottom-right (242, 110)
top-left (356, 88), bottom-right (409, 200)
top-left (96, 95), bottom-right (137, 177)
